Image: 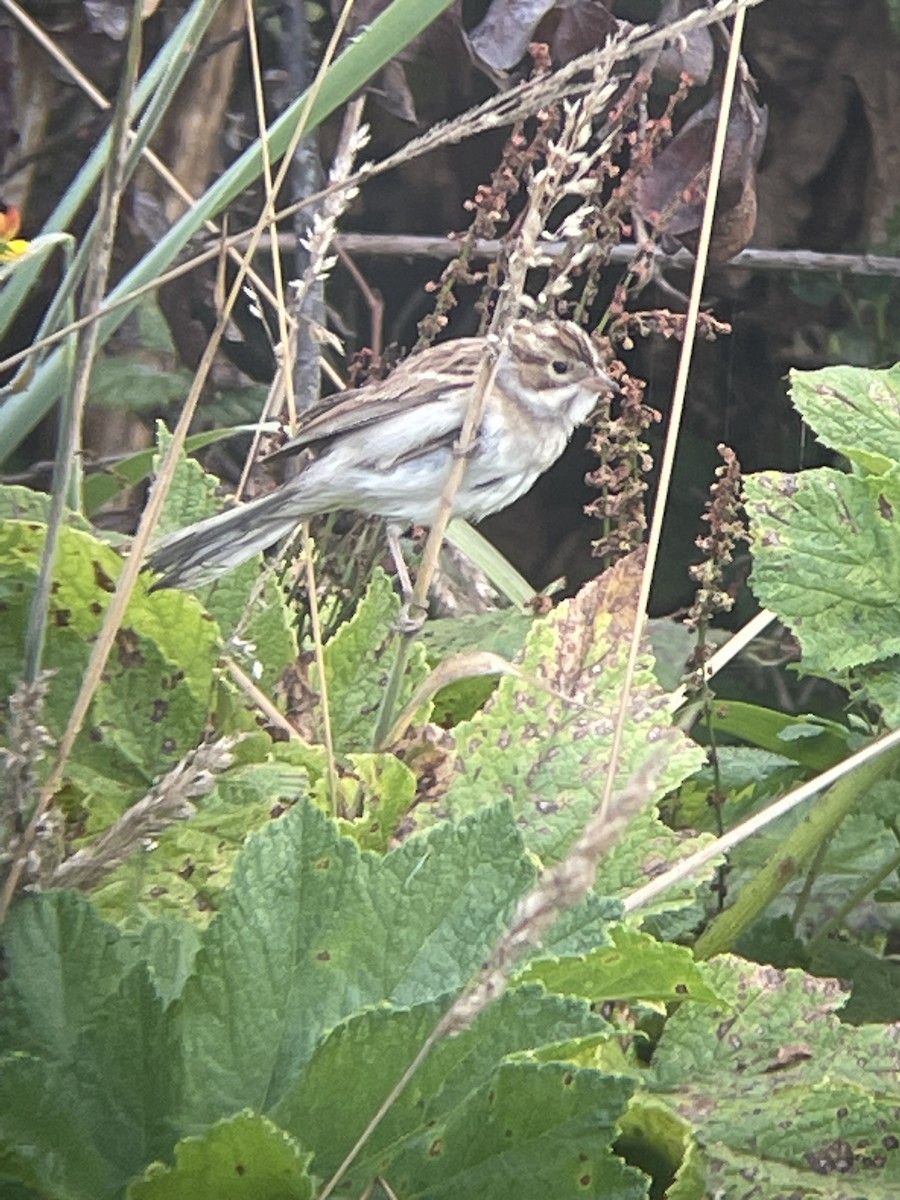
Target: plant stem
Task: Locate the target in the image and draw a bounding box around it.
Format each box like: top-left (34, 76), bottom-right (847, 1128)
top-left (693, 748), bottom-right (900, 960)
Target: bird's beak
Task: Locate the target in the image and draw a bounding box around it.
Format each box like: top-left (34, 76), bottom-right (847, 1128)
top-left (583, 369), bottom-right (621, 420)
top-left (590, 368), bottom-right (620, 396)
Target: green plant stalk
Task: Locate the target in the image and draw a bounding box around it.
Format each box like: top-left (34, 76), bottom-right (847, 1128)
top-left (23, 5), bottom-right (142, 682)
top-left (788, 833), bottom-right (830, 930)
top-left (0, 0), bottom-right (458, 460)
top-left (807, 845), bottom-right (900, 950)
top-left (693, 747), bottom-right (900, 960)
top-left (373, 635), bottom-right (416, 751)
top-left (0, 0), bottom-right (222, 346)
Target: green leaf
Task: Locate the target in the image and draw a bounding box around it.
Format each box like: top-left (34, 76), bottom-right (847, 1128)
top-left (422, 609), bottom-right (535, 723)
top-left (617, 1096), bottom-right (706, 1200)
top-left (518, 926), bottom-right (721, 1006)
top-left (593, 807), bottom-right (716, 943)
top-left (177, 800), bottom-right (535, 1124)
top-left (647, 955), bottom-right (900, 1196)
top-left (744, 464), bottom-right (900, 672)
top-left (665, 746), bottom-right (805, 832)
top-left (432, 558), bottom-right (705, 864)
top-left (383, 1060), bottom-right (645, 1200)
top-left (0, 518), bottom-right (220, 816)
top-left (137, 918), bottom-right (204, 1008)
top-left (856, 657), bottom-right (900, 725)
top-left (700, 700), bottom-right (850, 772)
top-left (89, 759), bottom-right (311, 927)
top-left (789, 362), bottom-right (900, 469)
top-left (0, 909), bottom-right (178, 1200)
top-left (128, 1113), bottom-right (313, 1200)
top-left (318, 569), bottom-right (430, 752)
top-left (0, 891), bottom-right (139, 1056)
top-left (336, 751), bottom-right (418, 851)
top-left (273, 987), bottom-right (614, 1184)
top-left (0, 483), bottom-right (92, 529)
top-left (83, 425), bottom-right (273, 517)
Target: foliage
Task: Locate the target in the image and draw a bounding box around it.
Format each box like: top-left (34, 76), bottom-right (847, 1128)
top-left (3, 2), bottom-right (900, 1198)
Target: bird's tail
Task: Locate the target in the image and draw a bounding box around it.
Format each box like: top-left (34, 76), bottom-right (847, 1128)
top-left (146, 487), bottom-right (308, 589)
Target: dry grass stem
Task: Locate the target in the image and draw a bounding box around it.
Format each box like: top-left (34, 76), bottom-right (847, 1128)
top-left (48, 739), bottom-right (239, 890)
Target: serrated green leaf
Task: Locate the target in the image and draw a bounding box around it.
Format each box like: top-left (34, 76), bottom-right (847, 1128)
top-left (433, 556), bottom-right (704, 864)
top-left (151, 419), bottom-right (230, 537)
top-left (857, 656), bottom-right (900, 724)
top-left (647, 956), bottom-right (900, 1195)
top-left (273, 987), bottom-right (612, 1183)
top-left (0, 520), bottom-right (219, 815)
top-left (335, 751), bottom-right (418, 851)
top-left (177, 800), bottom-right (534, 1124)
top-left (618, 1096), bottom-right (706, 1200)
top-left (318, 570), bottom-right (430, 752)
top-left (600, 811), bottom-right (717, 943)
top-left (384, 1060), bottom-right (645, 1200)
top-left (518, 927), bottom-right (721, 1006)
top-left (83, 425), bottom-right (274, 520)
top-left (665, 746), bottom-right (805, 833)
top-left (137, 918), bottom-right (203, 1008)
top-left (0, 483), bottom-right (92, 529)
top-left (0, 891), bottom-right (139, 1056)
top-left (0, 954), bottom-right (178, 1200)
top-left (128, 1112), bottom-right (313, 1200)
top-left (789, 362), bottom-right (900, 467)
top-left (421, 609), bottom-right (534, 661)
top-left (745, 464), bottom-right (900, 672)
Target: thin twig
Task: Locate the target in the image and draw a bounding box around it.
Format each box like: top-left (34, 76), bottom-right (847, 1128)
top-left (332, 234), bottom-right (900, 279)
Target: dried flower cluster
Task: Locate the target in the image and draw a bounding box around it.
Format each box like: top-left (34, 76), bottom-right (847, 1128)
top-left (417, 50), bottom-right (561, 348)
top-left (687, 443), bottom-right (746, 633)
top-left (585, 372), bottom-right (660, 565)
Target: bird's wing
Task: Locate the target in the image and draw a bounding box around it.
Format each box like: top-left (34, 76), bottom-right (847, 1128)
top-left (265, 338), bottom-right (481, 462)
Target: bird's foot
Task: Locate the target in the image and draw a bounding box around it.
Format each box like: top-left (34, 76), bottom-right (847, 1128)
top-left (395, 600), bottom-right (428, 634)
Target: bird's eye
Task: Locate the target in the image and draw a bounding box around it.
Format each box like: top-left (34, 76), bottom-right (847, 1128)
top-left (551, 360), bottom-right (570, 375)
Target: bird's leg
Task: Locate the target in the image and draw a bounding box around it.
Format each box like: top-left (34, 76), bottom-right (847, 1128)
top-left (386, 522), bottom-right (413, 601)
top-left (387, 522), bottom-right (427, 633)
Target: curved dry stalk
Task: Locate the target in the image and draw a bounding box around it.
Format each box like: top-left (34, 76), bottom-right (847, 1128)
top-left (318, 756), bottom-right (665, 1200)
top-left (595, 2), bottom-right (752, 832)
